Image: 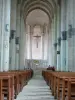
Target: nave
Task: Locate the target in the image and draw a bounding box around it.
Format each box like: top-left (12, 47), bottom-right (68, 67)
top-left (0, 0), bottom-right (75, 99)
top-left (15, 72), bottom-right (55, 100)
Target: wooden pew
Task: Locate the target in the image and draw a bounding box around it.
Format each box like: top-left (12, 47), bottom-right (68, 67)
top-left (57, 77), bottom-right (75, 100)
top-left (0, 75), bottom-right (14, 100)
top-left (0, 69), bottom-right (33, 100)
top-left (42, 70), bottom-right (58, 95)
top-left (0, 71), bottom-right (20, 97)
top-left (55, 73), bottom-right (75, 99)
top-left (51, 72), bottom-right (75, 99)
top-left (42, 71), bottom-right (75, 100)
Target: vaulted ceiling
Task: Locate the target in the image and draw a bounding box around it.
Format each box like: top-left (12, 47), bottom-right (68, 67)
top-left (26, 9), bottom-right (49, 25)
top-left (20, 0), bottom-right (58, 22)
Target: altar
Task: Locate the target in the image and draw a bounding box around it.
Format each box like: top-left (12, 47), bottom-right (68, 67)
top-left (25, 59), bottom-right (48, 69)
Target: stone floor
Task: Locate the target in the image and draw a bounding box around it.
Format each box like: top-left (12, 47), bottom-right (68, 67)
top-left (15, 73), bottom-right (56, 100)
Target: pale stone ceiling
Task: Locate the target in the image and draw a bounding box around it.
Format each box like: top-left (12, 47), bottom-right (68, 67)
top-left (26, 9), bottom-right (49, 25)
top-left (20, 0), bottom-right (58, 22)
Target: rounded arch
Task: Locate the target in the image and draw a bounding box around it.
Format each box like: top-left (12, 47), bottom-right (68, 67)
top-left (23, 0), bottom-right (53, 12)
top-left (21, 0), bottom-right (56, 10)
top-left (26, 9), bottom-right (49, 25)
top-left (24, 7), bottom-right (51, 23)
top-left (21, 0), bottom-right (57, 22)
top-left (23, 1), bottom-right (53, 15)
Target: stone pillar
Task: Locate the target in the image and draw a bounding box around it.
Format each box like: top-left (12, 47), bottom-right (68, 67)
top-left (0, 0), bottom-right (11, 71)
top-left (15, 2), bottom-right (21, 70)
top-left (53, 14), bottom-right (57, 68)
top-left (42, 34), bottom-right (44, 60)
top-left (42, 25), bottom-right (44, 60)
top-left (19, 16), bottom-right (26, 70)
top-left (47, 27), bottom-right (50, 65)
top-left (66, 0), bottom-right (75, 71)
top-left (25, 31), bottom-right (28, 60)
top-left (73, 0), bottom-right (75, 71)
top-left (26, 25), bottom-right (31, 59)
top-left (10, 0), bottom-right (17, 70)
top-left (0, 0), bottom-right (3, 71)
top-left (57, 6), bottom-right (61, 71)
top-left (48, 24), bottom-right (52, 66)
top-left (61, 0), bottom-right (67, 71)
top-left (50, 19), bottom-right (57, 67)
top-left (44, 25), bottom-right (48, 60)
top-left (45, 25), bottom-right (48, 60)
top-left (30, 26), bottom-right (33, 59)
top-left (51, 19), bottom-right (55, 66)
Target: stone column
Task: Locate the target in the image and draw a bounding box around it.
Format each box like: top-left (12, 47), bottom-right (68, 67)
top-left (73, 0), bottom-right (75, 71)
top-left (10, 0), bottom-right (17, 70)
top-left (47, 24), bottom-right (52, 66)
top-left (25, 30), bottom-right (28, 60)
top-left (53, 14), bottom-right (57, 68)
top-left (44, 25), bottom-right (48, 60)
top-left (66, 0), bottom-right (75, 71)
top-left (30, 26), bottom-right (33, 59)
top-left (47, 25), bottom-right (50, 65)
top-left (19, 16), bottom-right (26, 70)
top-left (26, 25), bottom-right (31, 59)
top-left (15, 2), bottom-right (21, 70)
top-left (1, 0), bottom-right (11, 71)
top-left (57, 6), bottom-right (61, 71)
top-left (0, 0), bottom-right (3, 71)
top-left (61, 0), bottom-right (67, 71)
top-left (42, 25), bottom-right (44, 60)
top-left (51, 19), bottom-right (55, 66)
top-left (50, 20), bottom-right (56, 67)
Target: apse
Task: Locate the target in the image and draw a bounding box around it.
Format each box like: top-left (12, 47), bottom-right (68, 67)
top-left (26, 9), bottom-right (49, 60)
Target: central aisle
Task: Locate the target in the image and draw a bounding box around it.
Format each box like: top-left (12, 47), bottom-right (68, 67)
top-left (15, 73), bottom-right (55, 100)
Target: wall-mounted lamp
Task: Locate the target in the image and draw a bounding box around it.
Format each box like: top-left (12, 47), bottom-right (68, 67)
top-left (9, 30), bottom-right (16, 42)
top-left (68, 25), bottom-right (72, 38)
top-left (10, 30), bottom-right (16, 39)
top-left (57, 51), bottom-right (60, 54)
top-left (15, 37), bottom-right (19, 44)
top-left (62, 31), bottom-right (67, 40)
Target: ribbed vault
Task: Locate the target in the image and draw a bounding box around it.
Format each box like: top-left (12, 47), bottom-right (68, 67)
top-left (21, 0), bottom-right (58, 22)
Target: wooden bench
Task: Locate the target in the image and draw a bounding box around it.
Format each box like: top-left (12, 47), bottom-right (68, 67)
top-left (57, 77), bottom-right (75, 100)
top-left (0, 75), bottom-right (14, 100)
top-left (42, 71), bottom-right (75, 100)
top-left (53, 72), bottom-right (75, 99)
top-left (0, 69), bottom-right (33, 100)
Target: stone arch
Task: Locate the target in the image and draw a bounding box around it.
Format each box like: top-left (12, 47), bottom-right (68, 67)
top-left (21, 0), bottom-right (57, 22)
top-left (24, 7), bottom-right (51, 23)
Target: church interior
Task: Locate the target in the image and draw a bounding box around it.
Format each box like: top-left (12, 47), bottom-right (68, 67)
top-left (0, 0), bottom-right (75, 100)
